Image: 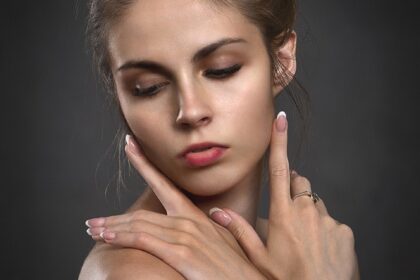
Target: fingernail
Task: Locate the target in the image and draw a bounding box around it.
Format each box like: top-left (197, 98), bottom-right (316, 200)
top-left (209, 207), bottom-right (232, 227)
top-left (291, 169), bottom-right (298, 176)
top-left (101, 231), bottom-right (116, 241)
top-left (85, 217), bottom-right (105, 227)
top-left (125, 134), bottom-right (140, 155)
top-left (92, 235), bottom-right (102, 241)
top-left (276, 111), bottom-right (287, 132)
top-left (86, 227), bottom-right (106, 236)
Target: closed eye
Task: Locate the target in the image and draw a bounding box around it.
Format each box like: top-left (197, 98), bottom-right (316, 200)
top-left (133, 81), bottom-right (170, 97)
top-left (204, 64), bottom-right (242, 79)
top-left (131, 64), bottom-right (242, 97)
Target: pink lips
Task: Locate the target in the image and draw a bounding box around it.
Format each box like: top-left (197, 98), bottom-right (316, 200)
top-left (179, 142), bottom-right (228, 167)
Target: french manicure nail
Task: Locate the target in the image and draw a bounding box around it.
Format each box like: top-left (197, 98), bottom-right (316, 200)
top-left (101, 231), bottom-right (116, 240)
top-left (276, 111), bottom-right (287, 132)
top-left (209, 207), bottom-right (232, 227)
top-left (85, 217), bottom-right (105, 227)
top-left (86, 227), bottom-right (106, 236)
top-left (209, 207), bottom-right (223, 216)
top-left (125, 134), bottom-right (140, 154)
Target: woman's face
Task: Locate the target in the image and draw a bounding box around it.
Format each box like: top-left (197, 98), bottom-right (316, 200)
top-left (109, 0), bottom-right (277, 196)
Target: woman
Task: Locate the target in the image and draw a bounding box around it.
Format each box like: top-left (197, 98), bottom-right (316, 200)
top-left (79, 0), bottom-right (359, 279)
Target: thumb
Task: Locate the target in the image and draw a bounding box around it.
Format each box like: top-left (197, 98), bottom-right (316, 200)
top-left (209, 207), bottom-right (267, 265)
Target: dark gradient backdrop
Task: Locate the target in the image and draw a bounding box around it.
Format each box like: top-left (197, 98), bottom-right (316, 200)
top-left (3, 0), bottom-right (420, 279)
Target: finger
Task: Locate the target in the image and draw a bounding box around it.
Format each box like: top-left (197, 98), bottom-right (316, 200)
top-left (268, 111), bottom-right (292, 216)
top-left (92, 235), bottom-right (103, 242)
top-left (290, 171), bottom-right (312, 197)
top-left (314, 198), bottom-right (329, 216)
top-left (86, 227), bottom-right (106, 236)
top-left (290, 171), bottom-right (319, 210)
top-left (99, 220), bottom-right (185, 244)
top-left (125, 135), bottom-right (201, 218)
top-left (209, 207), bottom-right (268, 269)
top-left (86, 209), bottom-right (179, 228)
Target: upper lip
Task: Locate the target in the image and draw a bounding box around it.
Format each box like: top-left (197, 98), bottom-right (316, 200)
top-left (179, 142), bottom-right (228, 157)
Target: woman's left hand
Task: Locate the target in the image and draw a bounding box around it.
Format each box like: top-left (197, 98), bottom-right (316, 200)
top-left (85, 135), bottom-right (266, 280)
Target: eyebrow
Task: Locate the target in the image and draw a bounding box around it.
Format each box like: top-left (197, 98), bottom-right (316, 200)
top-left (116, 37), bottom-right (247, 73)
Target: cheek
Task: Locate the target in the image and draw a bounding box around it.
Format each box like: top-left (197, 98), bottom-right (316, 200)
top-left (127, 112), bottom-right (169, 154)
top-left (116, 82), bottom-right (173, 159)
top-left (120, 98), bottom-right (171, 160)
top-left (236, 94), bottom-right (273, 162)
top-left (125, 110), bottom-right (184, 179)
top-left (222, 69), bottom-right (275, 156)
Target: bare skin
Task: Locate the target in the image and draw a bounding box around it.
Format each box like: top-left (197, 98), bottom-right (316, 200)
top-left (79, 1), bottom-right (359, 279)
top-left (80, 186), bottom-right (268, 280)
top-left (107, 0), bottom-right (279, 229)
top-left (81, 116), bottom-right (359, 280)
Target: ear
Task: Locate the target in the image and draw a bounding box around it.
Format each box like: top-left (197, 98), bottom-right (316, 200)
top-left (272, 31), bottom-right (297, 97)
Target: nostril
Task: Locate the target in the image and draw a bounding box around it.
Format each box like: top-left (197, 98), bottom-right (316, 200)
top-left (198, 117), bottom-right (210, 126)
top-left (177, 116), bottom-right (211, 129)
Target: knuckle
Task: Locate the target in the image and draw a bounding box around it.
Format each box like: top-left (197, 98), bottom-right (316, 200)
top-left (179, 219), bottom-right (198, 233)
top-left (134, 232), bottom-right (149, 246)
top-left (176, 231), bottom-right (195, 245)
top-left (176, 245), bottom-right (193, 260)
top-left (128, 220), bottom-right (143, 232)
top-left (271, 164), bottom-right (289, 177)
top-left (231, 225), bottom-right (246, 241)
top-left (304, 204), bottom-right (319, 217)
top-left (269, 217), bottom-right (286, 230)
top-left (300, 206), bottom-right (320, 225)
top-left (291, 175), bottom-right (311, 187)
top-left (322, 216), bottom-right (338, 228)
top-left (268, 213), bottom-right (289, 229)
top-left (339, 224), bottom-right (355, 240)
top-left (165, 245), bottom-right (183, 267)
top-left (132, 209), bottom-right (147, 220)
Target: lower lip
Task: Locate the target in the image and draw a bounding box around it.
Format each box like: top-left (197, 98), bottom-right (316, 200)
top-left (183, 147), bottom-right (228, 167)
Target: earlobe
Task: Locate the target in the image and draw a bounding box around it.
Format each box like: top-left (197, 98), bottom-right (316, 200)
top-left (272, 31), bottom-right (297, 97)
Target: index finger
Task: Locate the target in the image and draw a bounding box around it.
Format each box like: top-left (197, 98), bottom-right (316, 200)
top-left (125, 135), bottom-right (203, 219)
top-left (268, 111), bottom-right (292, 215)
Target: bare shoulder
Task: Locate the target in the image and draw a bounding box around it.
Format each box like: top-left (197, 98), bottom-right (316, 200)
top-left (79, 242), bottom-right (185, 280)
top-left (79, 188), bottom-right (183, 279)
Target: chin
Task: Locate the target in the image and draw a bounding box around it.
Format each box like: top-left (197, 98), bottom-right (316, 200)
top-left (179, 177), bottom-right (237, 197)
top-left (168, 157), bottom-right (256, 197)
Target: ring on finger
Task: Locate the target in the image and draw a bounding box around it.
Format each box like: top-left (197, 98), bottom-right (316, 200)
top-left (292, 190), bottom-right (320, 204)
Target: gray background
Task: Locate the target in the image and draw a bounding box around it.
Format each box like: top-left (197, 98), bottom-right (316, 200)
top-left (3, 0), bottom-right (419, 279)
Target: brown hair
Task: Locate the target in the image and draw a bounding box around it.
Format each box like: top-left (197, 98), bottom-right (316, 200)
top-left (86, 0), bottom-right (311, 193)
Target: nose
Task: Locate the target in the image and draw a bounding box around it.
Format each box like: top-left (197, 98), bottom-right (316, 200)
top-left (175, 82), bottom-right (213, 129)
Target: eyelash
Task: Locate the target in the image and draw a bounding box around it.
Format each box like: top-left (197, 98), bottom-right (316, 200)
top-left (132, 64), bottom-right (242, 97)
top-left (134, 82), bottom-right (170, 98)
top-left (203, 63), bottom-right (242, 79)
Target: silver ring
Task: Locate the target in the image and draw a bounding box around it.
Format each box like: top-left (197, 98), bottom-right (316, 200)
top-left (292, 191), bottom-right (320, 203)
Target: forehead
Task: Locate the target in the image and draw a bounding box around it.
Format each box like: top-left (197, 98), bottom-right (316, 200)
top-left (108, 0), bottom-right (264, 68)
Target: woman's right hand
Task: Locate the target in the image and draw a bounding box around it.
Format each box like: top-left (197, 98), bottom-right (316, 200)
top-left (209, 112), bottom-right (360, 280)
top-left (85, 135), bottom-right (266, 280)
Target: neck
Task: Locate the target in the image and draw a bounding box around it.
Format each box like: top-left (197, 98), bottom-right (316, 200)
top-left (184, 159), bottom-right (264, 229)
top-left (129, 160), bottom-right (265, 230)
